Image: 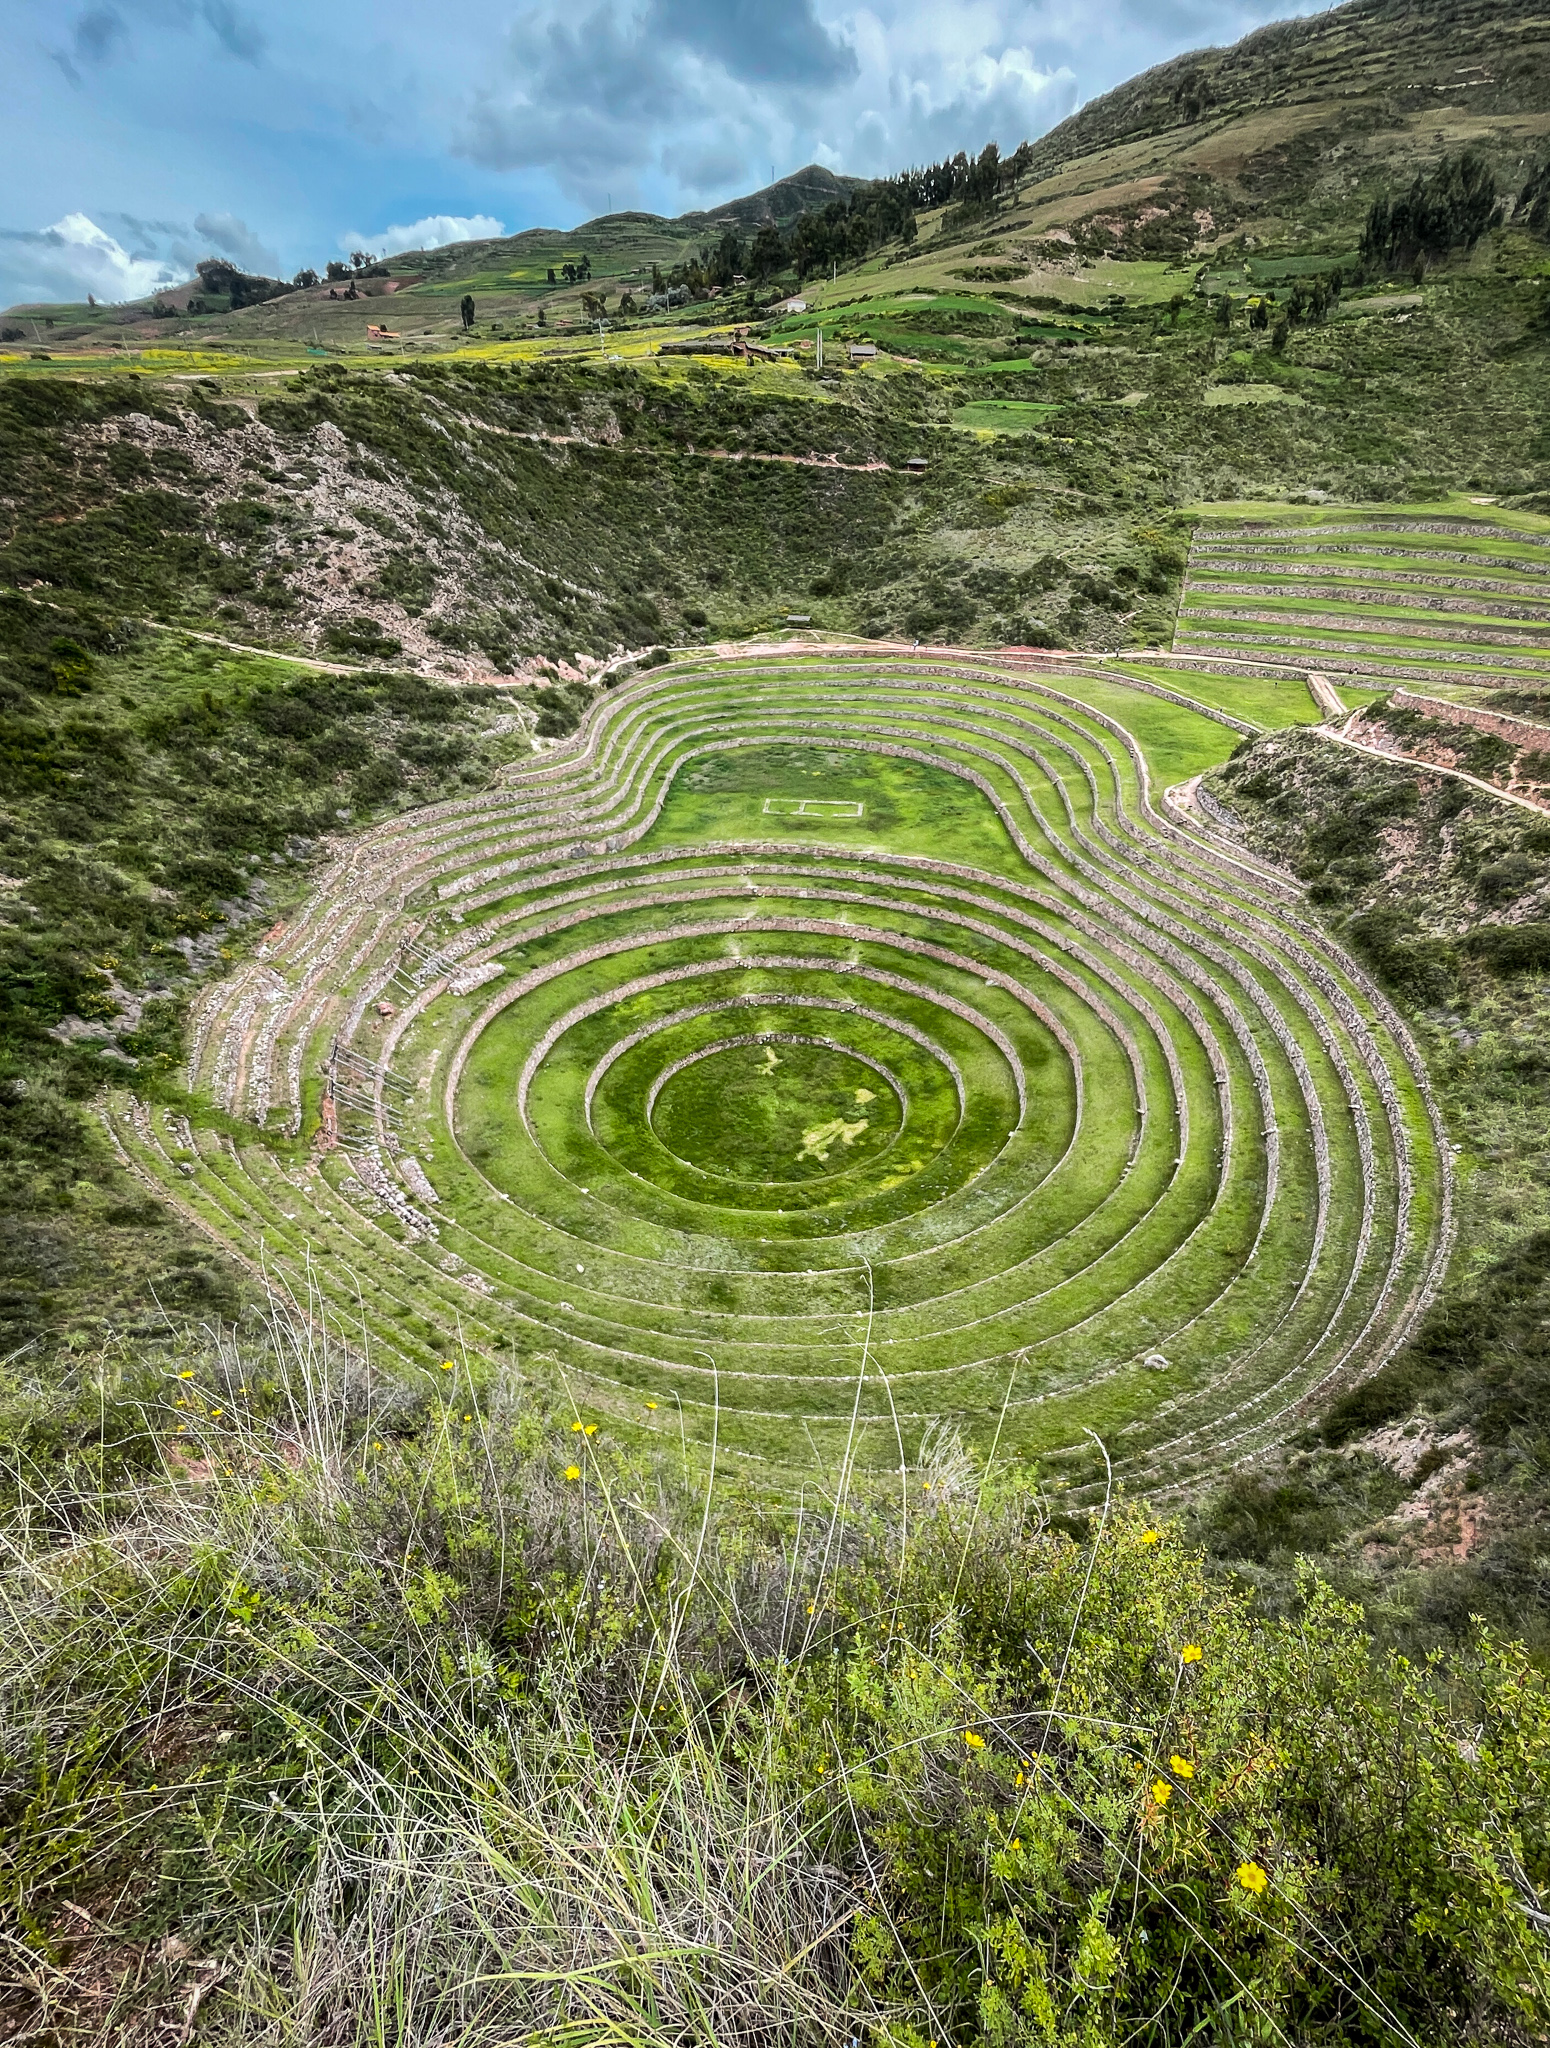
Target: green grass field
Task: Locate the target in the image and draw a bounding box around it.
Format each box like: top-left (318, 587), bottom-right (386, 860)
top-left (951, 399), bottom-right (1063, 432)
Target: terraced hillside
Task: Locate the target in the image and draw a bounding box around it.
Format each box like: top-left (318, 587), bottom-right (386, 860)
top-left (1174, 512), bottom-right (1550, 689)
top-left (107, 648), bottom-right (1450, 1495)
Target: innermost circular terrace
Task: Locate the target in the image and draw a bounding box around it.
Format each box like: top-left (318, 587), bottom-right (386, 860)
top-left (648, 1036), bottom-right (905, 1185)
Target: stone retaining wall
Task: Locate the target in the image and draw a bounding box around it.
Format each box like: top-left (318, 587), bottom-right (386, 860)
top-left (1387, 688), bottom-right (1550, 751)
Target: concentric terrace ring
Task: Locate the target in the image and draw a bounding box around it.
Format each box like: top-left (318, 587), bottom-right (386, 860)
top-left (107, 647), bottom-right (1453, 1494)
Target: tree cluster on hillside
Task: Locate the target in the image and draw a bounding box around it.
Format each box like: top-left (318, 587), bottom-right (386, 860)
top-left (325, 253), bottom-right (388, 282)
top-left (667, 188), bottom-right (916, 297)
top-left (1220, 267), bottom-right (1344, 346)
top-left (661, 140), bottom-right (1041, 300)
top-left (1359, 150), bottom-right (1499, 275)
top-left (192, 259), bottom-right (293, 312)
top-left (166, 249), bottom-right (387, 316)
top-left (895, 138), bottom-right (1037, 212)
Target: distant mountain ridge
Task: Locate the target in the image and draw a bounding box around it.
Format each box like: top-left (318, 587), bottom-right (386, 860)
top-left (662, 163), bottom-right (868, 235)
top-left (403, 165), bottom-right (866, 282)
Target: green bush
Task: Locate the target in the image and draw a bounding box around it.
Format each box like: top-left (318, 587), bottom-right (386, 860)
top-left (1465, 921), bottom-right (1550, 972)
top-left (1344, 907), bottom-right (1456, 1004)
top-left (321, 616), bottom-right (403, 658)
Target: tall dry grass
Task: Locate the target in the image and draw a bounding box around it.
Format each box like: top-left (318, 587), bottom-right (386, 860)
top-left (0, 1302), bottom-right (897, 2046)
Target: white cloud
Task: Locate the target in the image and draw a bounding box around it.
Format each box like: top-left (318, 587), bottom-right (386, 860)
top-left (0, 211), bottom-right (179, 307)
top-left (342, 212), bottom-right (507, 258)
top-left (455, 0), bottom-right (1088, 210)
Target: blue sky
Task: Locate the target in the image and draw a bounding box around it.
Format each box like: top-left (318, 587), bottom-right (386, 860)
top-left (3, 0), bottom-right (1326, 308)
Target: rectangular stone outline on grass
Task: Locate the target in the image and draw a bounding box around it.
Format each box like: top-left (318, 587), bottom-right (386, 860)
top-left (761, 797), bottom-right (865, 818)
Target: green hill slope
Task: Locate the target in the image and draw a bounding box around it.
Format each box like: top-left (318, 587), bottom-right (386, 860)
top-left (1020, 0), bottom-right (1550, 229)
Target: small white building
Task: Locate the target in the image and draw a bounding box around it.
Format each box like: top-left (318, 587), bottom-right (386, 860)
top-left (773, 296), bottom-right (808, 315)
top-left (848, 342), bottom-right (878, 360)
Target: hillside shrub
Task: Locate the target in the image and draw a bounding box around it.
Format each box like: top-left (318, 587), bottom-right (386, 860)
top-left (533, 676), bottom-right (593, 736)
top-left (1343, 906), bottom-right (1456, 1003)
top-left (320, 616), bottom-right (403, 658)
top-left (1464, 920), bottom-right (1550, 972)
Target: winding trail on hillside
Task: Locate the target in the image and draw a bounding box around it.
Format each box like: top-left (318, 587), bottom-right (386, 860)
top-left (1315, 712), bottom-right (1550, 818)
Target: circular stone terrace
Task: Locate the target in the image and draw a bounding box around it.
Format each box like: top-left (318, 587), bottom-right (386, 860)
top-left (105, 647), bottom-right (1453, 1494)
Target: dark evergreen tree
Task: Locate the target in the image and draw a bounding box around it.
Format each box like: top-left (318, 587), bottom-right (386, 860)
top-left (1360, 151), bottom-right (1498, 274)
top-left (1519, 161), bottom-right (1550, 237)
top-left (194, 259), bottom-right (292, 311)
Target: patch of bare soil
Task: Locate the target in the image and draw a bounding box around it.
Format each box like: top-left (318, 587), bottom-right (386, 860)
top-left (1349, 1419), bottom-right (1492, 1565)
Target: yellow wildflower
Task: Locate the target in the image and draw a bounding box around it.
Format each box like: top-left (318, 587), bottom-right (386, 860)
top-left (1236, 1861), bottom-right (1269, 1895)
top-left (584, 1423), bottom-right (597, 1435)
top-left (964, 1730), bottom-right (986, 1750)
top-left (572, 1420), bottom-right (585, 1432)
top-left (1014, 1770), bottom-right (1025, 1787)
top-left (564, 1464), bottom-right (581, 1481)
top-left (1181, 1644), bottom-right (1203, 1664)
top-left (1170, 1756), bottom-right (1195, 1780)
top-left (177, 1370), bottom-right (195, 1381)
top-left (1140, 1529), bottom-right (1161, 1545)
top-left (1010, 1837), bottom-right (1021, 1851)
top-left (1152, 1779), bottom-right (1172, 1806)
top-left (440, 1360), bottom-right (454, 1372)
top-left (645, 1400), bottom-right (658, 1410)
